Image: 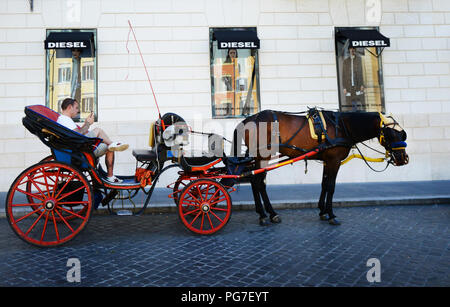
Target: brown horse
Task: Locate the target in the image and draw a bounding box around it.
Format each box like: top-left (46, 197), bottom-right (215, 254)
top-left (231, 109), bottom-right (409, 225)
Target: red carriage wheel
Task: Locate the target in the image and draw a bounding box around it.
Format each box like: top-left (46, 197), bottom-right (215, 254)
top-left (6, 161), bottom-right (93, 247)
top-left (178, 179), bottom-right (232, 235)
top-left (172, 177), bottom-right (192, 206)
top-left (25, 155), bottom-right (56, 215)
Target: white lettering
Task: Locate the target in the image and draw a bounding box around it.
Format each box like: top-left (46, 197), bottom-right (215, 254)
top-left (47, 42), bottom-right (56, 48)
top-left (181, 291), bottom-right (215, 304)
top-left (366, 258), bottom-right (381, 283)
top-left (66, 258), bottom-right (81, 283)
top-left (219, 41), bottom-right (258, 49)
top-left (366, 0), bottom-right (381, 24)
top-left (352, 40), bottom-right (387, 47)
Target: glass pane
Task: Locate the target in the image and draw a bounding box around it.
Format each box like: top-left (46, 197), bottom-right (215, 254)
top-left (46, 29), bottom-right (97, 122)
top-left (336, 29), bottom-right (385, 113)
top-left (210, 29), bottom-right (260, 118)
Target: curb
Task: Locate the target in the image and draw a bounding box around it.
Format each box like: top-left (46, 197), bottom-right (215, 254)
top-left (1, 196), bottom-right (448, 218)
top-left (86, 196), bottom-right (450, 216)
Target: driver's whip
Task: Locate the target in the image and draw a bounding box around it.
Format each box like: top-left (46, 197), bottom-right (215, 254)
top-left (127, 20), bottom-right (165, 128)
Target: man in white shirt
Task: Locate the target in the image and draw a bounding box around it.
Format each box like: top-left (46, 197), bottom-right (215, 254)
top-left (57, 98), bottom-right (128, 183)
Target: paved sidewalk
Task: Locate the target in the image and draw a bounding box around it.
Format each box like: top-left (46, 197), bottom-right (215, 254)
top-left (1, 180), bottom-right (449, 216)
top-left (1, 204), bottom-right (449, 287)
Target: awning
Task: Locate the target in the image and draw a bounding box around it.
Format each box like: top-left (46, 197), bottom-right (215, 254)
top-left (45, 32), bottom-right (95, 50)
top-left (214, 30), bottom-right (260, 49)
top-left (336, 29), bottom-right (390, 48)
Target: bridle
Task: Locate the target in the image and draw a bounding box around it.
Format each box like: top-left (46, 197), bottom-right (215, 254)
top-left (378, 113), bottom-right (408, 165)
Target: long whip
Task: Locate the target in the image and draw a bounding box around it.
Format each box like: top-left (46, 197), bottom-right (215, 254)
top-left (127, 20), bottom-right (164, 127)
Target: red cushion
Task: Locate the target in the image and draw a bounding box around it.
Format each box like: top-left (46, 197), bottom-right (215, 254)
top-left (27, 105), bottom-right (59, 122)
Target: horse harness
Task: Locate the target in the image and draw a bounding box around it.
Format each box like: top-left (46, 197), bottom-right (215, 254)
top-left (271, 108), bottom-right (352, 155)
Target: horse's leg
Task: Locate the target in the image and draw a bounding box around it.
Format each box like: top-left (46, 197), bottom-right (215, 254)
top-left (318, 165), bottom-right (329, 221)
top-left (257, 172), bottom-right (281, 224)
top-left (323, 159), bottom-right (341, 225)
top-left (250, 176), bottom-right (269, 226)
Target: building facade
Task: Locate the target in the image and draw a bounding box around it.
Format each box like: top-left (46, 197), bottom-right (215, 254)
top-left (0, 0), bottom-right (449, 191)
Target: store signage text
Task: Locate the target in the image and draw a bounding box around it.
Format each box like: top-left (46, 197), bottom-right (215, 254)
top-left (220, 42), bottom-right (259, 49)
top-left (352, 40), bottom-right (388, 47)
top-left (46, 41), bottom-right (87, 49)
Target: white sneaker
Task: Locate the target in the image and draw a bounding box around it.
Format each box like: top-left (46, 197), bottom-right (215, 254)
top-left (108, 142), bottom-right (129, 152)
top-left (106, 175), bottom-right (123, 183)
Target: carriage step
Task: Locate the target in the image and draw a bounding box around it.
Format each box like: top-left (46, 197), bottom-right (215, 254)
top-left (116, 210), bottom-right (133, 216)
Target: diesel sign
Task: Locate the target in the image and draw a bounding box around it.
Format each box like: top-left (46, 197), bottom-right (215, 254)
top-left (45, 41), bottom-right (87, 49)
top-left (352, 40), bottom-right (388, 47)
top-left (220, 42), bottom-right (259, 49)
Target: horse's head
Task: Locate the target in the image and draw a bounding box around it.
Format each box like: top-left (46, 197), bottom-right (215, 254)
top-left (378, 113), bottom-right (409, 166)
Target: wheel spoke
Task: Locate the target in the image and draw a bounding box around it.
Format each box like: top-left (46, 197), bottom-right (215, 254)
top-left (210, 206), bottom-right (229, 212)
top-left (51, 168), bottom-right (61, 198)
top-left (55, 208), bottom-right (75, 233)
top-left (11, 202), bottom-right (44, 207)
top-left (183, 208), bottom-right (200, 216)
top-left (209, 196), bottom-right (227, 206)
top-left (187, 191), bottom-right (202, 204)
top-left (189, 211), bottom-right (202, 226)
top-left (14, 205), bottom-right (44, 224)
top-left (25, 210), bottom-right (46, 236)
top-left (29, 175), bottom-right (48, 199)
top-left (200, 212), bottom-right (205, 231)
top-left (209, 210), bottom-right (224, 223)
top-left (56, 185), bottom-right (85, 202)
top-left (58, 201), bottom-right (89, 205)
top-left (40, 212), bottom-right (50, 242)
top-left (206, 212), bottom-right (214, 230)
top-left (15, 187), bottom-right (44, 201)
top-left (54, 174), bottom-right (77, 199)
top-left (51, 211), bottom-right (60, 242)
top-left (58, 205), bottom-right (88, 220)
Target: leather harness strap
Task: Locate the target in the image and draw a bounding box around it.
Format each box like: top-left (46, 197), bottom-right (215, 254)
top-left (271, 109), bottom-right (353, 155)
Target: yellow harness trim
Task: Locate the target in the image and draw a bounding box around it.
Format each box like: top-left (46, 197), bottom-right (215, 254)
top-left (341, 154), bottom-right (385, 166)
top-left (307, 111), bottom-right (327, 140)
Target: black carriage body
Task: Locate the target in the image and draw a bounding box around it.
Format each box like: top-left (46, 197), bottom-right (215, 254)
top-left (23, 105), bottom-right (101, 170)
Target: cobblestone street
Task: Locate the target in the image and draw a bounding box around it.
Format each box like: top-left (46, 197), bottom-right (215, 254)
top-left (0, 204), bottom-right (449, 287)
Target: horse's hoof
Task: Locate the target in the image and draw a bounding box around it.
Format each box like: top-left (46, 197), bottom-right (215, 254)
top-left (270, 215), bottom-right (281, 223)
top-left (319, 214), bottom-right (328, 221)
top-left (328, 218), bottom-right (341, 226)
top-left (259, 217), bottom-right (270, 226)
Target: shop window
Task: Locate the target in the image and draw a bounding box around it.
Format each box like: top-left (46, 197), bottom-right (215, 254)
top-left (210, 28), bottom-right (261, 118)
top-left (335, 27), bottom-right (389, 113)
top-left (45, 29), bottom-right (97, 122)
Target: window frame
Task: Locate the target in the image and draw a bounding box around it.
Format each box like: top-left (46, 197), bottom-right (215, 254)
top-left (209, 27), bottom-right (261, 119)
top-left (334, 26), bottom-right (386, 113)
top-left (45, 29), bottom-right (98, 122)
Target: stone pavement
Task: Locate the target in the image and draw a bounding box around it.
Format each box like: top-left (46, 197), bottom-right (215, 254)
top-left (0, 204), bottom-right (449, 287)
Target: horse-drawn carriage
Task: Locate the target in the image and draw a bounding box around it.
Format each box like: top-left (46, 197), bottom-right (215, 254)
top-left (6, 105), bottom-right (409, 247)
top-left (6, 105), bottom-right (249, 246)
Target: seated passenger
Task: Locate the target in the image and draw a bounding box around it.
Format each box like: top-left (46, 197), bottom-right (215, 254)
top-left (57, 98), bottom-right (129, 183)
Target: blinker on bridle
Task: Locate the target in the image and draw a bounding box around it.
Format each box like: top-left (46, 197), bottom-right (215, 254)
top-left (378, 113), bottom-right (407, 151)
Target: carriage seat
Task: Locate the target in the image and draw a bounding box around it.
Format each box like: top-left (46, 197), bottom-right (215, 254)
top-left (132, 149), bottom-right (158, 162)
top-left (179, 155), bottom-right (222, 173)
top-left (23, 105), bottom-right (105, 167)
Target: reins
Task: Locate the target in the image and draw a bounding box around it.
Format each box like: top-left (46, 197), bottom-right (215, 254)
top-left (338, 112), bottom-right (391, 172)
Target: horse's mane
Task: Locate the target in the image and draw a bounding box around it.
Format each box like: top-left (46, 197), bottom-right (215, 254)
top-left (338, 111), bottom-right (381, 142)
